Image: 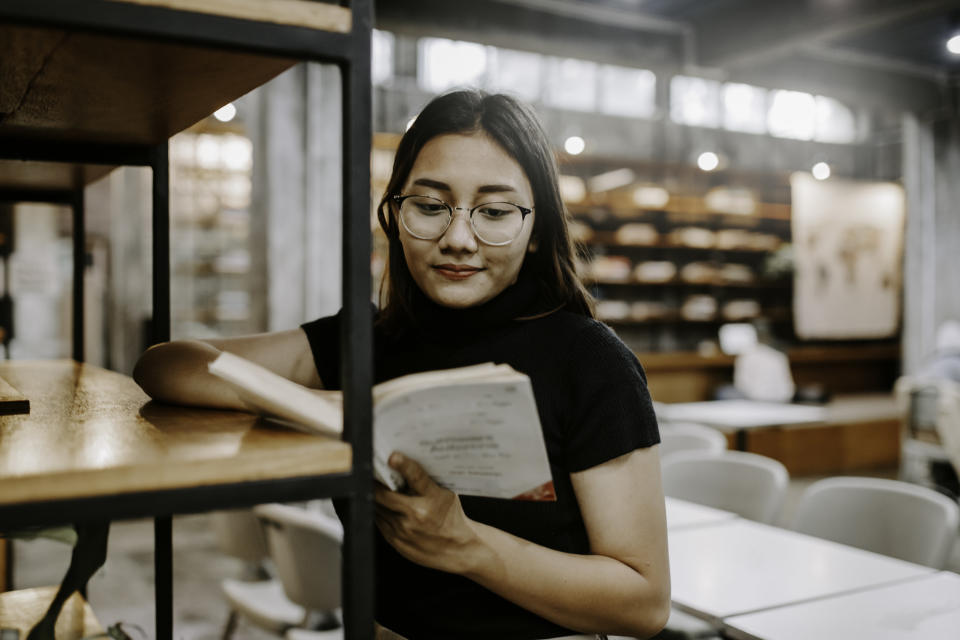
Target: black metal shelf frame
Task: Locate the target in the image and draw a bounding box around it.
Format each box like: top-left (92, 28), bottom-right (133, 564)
top-left (0, 2), bottom-right (375, 639)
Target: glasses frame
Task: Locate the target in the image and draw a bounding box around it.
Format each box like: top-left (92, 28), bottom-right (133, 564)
top-left (392, 194), bottom-right (534, 246)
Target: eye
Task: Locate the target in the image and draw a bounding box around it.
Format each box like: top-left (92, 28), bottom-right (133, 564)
top-left (476, 203), bottom-right (517, 219)
top-left (409, 197), bottom-right (448, 215)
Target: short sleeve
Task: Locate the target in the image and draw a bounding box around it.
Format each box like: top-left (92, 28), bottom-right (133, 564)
top-left (562, 320), bottom-right (660, 472)
top-left (300, 311), bottom-right (343, 390)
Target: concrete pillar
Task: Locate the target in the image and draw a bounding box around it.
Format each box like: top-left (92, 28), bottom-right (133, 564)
top-left (902, 110), bottom-right (960, 375)
top-left (252, 63), bottom-right (343, 332)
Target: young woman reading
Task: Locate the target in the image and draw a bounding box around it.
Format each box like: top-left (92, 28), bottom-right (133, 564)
top-left (134, 90), bottom-right (670, 640)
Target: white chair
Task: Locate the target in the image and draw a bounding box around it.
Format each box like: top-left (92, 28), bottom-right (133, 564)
top-left (659, 423), bottom-right (728, 460)
top-left (221, 503), bottom-right (343, 638)
top-left (791, 476), bottom-right (960, 569)
top-left (661, 450), bottom-right (789, 524)
top-left (212, 509), bottom-right (270, 578)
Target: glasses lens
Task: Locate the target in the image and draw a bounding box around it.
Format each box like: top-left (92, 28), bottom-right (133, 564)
top-left (472, 203), bottom-right (525, 245)
top-left (399, 195), bottom-right (450, 239)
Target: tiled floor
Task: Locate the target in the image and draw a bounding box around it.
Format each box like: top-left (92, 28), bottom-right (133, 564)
top-left (11, 467), bottom-right (960, 639)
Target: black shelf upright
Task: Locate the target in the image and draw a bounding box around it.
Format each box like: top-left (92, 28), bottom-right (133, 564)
top-left (0, 1), bottom-right (376, 638)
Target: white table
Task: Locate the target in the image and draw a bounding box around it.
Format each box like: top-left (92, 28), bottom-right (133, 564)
top-left (669, 519), bottom-right (935, 625)
top-left (665, 497), bottom-right (738, 530)
top-left (659, 400), bottom-right (827, 430)
top-left (723, 571), bottom-right (960, 640)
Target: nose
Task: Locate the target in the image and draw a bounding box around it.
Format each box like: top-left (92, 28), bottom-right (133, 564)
top-left (438, 208), bottom-right (479, 254)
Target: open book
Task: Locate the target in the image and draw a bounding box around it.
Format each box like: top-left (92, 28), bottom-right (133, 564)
top-left (208, 352), bottom-right (556, 501)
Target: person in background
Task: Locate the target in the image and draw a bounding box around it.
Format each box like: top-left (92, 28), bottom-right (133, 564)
top-left (134, 90), bottom-right (670, 640)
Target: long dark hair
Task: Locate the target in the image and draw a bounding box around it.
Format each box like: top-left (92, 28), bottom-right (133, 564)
top-left (376, 90), bottom-right (594, 332)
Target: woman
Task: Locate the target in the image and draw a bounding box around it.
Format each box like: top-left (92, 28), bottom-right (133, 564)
top-left (134, 90), bottom-right (670, 639)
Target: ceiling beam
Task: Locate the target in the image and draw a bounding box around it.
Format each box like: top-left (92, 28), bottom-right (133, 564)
top-left (696, 0), bottom-right (959, 71)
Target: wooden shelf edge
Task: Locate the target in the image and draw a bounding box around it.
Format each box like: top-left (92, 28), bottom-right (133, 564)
top-left (105, 0), bottom-right (352, 33)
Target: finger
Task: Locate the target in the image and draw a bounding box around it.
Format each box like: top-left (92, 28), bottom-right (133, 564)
top-left (389, 452), bottom-right (436, 496)
top-left (374, 485), bottom-right (410, 512)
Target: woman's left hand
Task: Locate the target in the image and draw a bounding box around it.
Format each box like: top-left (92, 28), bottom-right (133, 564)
top-left (374, 452), bottom-right (484, 574)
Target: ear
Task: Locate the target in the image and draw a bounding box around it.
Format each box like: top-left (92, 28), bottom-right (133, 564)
top-left (527, 234), bottom-right (539, 253)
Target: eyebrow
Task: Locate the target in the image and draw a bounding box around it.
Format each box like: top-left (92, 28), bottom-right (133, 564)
top-left (412, 178), bottom-right (518, 195)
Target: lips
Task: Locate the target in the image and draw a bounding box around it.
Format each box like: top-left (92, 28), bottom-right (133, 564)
top-left (432, 264), bottom-right (484, 280)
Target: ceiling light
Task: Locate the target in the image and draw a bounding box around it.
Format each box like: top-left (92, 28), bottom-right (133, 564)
top-left (947, 34), bottom-right (960, 55)
top-left (213, 103), bottom-right (237, 122)
top-left (697, 151), bottom-right (719, 172)
top-left (812, 161), bottom-right (831, 180)
top-left (564, 136), bottom-right (586, 155)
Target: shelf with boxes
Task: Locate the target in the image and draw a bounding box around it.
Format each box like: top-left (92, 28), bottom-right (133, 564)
top-left (570, 202), bottom-right (794, 344)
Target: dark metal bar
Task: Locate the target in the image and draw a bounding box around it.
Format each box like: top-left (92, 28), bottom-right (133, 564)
top-left (0, 188), bottom-right (75, 205)
top-left (154, 516), bottom-right (173, 640)
top-left (0, 472), bottom-right (358, 530)
top-left (0, 0), bottom-right (353, 61)
top-left (339, 1), bottom-right (375, 638)
top-left (151, 143), bottom-right (170, 345)
top-left (0, 138), bottom-right (154, 166)
top-left (72, 189), bottom-right (84, 362)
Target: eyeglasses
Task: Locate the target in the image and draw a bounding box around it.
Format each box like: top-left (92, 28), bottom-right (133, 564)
top-left (392, 194), bottom-right (533, 246)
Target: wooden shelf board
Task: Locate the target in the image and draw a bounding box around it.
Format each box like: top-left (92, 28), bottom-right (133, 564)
top-left (0, 361), bottom-right (351, 506)
top-left (0, 587), bottom-right (103, 640)
top-left (0, 22), bottom-right (296, 149)
top-left (0, 159), bottom-right (114, 191)
top-left (106, 0), bottom-right (352, 33)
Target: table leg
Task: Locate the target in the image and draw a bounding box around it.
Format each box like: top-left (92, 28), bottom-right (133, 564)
top-left (735, 429), bottom-right (748, 451)
top-left (155, 517), bottom-right (172, 640)
top-left (27, 522), bottom-right (109, 640)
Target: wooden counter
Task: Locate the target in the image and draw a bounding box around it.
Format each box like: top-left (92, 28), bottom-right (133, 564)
top-left (641, 344), bottom-right (900, 403)
top-left (0, 360), bottom-right (351, 507)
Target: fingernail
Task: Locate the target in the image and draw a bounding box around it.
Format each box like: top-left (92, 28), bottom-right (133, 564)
top-left (389, 452), bottom-right (403, 465)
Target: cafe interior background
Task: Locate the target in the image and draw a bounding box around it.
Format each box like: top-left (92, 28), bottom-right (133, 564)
top-left (3, 0), bottom-right (960, 637)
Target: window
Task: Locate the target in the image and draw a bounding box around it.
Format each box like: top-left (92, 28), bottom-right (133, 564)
top-left (599, 64), bottom-right (656, 118)
top-left (722, 82), bottom-right (767, 134)
top-left (372, 29), bottom-right (394, 86)
top-left (487, 47), bottom-right (543, 102)
top-left (670, 75), bottom-right (721, 128)
top-left (814, 95), bottom-right (857, 143)
top-left (767, 89), bottom-right (816, 140)
top-left (417, 37), bottom-right (488, 93)
top-left (543, 57), bottom-right (598, 112)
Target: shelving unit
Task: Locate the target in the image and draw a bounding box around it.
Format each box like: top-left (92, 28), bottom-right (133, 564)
top-left (571, 199), bottom-right (794, 351)
top-left (0, 2), bottom-right (374, 638)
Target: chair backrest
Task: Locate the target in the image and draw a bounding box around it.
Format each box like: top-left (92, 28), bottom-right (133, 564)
top-left (211, 509), bottom-right (269, 565)
top-left (661, 450), bottom-right (789, 524)
top-left (791, 476), bottom-right (960, 569)
top-left (659, 422), bottom-right (728, 460)
top-left (254, 503), bottom-right (344, 612)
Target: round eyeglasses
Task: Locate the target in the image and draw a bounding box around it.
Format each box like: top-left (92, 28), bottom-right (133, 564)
top-left (393, 194), bottom-right (533, 246)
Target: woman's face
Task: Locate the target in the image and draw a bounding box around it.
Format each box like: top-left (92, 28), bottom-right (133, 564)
top-left (397, 132), bottom-right (535, 309)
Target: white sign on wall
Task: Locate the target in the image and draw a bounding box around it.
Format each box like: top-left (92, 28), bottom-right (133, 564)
top-left (791, 173), bottom-right (905, 339)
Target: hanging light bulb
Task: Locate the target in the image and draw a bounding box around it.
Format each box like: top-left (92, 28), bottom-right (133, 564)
top-left (812, 161), bottom-right (831, 180)
top-left (213, 103), bottom-right (237, 122)
top-left (564, 136), bottom-right (586, 155)
top-left (697, 151), bottom-right (719, 172)
top-left (947, 34), bottom-right (960, 55)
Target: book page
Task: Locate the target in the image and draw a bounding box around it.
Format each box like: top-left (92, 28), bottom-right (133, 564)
top-left (208, 352), bottom-right (342, 436)
top-left (374, 375), bottom-right (555, 500)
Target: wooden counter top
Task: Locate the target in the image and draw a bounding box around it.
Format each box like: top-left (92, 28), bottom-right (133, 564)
top-left (0, 360), bottom-right (351, 506)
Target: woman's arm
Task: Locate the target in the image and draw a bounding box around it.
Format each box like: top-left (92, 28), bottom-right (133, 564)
top-left (132, 328), bottom-right (322, 409)
top-left (374, 446), bottom-right (671, 638)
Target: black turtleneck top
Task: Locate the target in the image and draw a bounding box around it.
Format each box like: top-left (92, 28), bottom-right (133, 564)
top-left (300, 268), bottom-right (659, 640)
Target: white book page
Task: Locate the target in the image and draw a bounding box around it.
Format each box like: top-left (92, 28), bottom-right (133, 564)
top-left (374, 376), bottom-right (554, 500)
top-left (208, 352), bottom-right (343, 436)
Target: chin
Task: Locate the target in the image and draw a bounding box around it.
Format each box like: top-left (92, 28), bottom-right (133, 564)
top-left (425, 283), bottom-right (498, 309)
